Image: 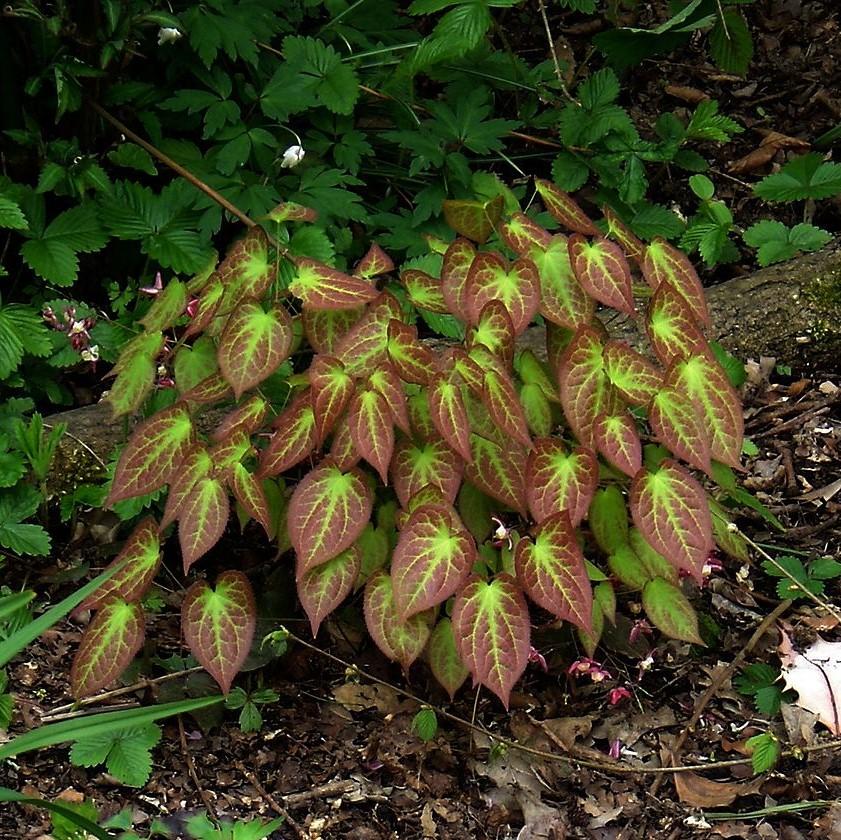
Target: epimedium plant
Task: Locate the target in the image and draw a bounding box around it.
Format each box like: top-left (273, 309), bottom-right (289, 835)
top-left (69, 176), bottom-right (747, 709)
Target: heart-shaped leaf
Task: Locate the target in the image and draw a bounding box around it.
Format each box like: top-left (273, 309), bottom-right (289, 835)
top-left (309, 355), bottom-right (354, 445)
top-left (602, 205), bottom-right (645, 264)
top-left (348, 386), bottom-right (395, 484)
top-left (471, 300), bottom-right (515, 364)
top-left (593, 411), bottom-right (642, 478)
top-left (427, 618), bottom-right (469, 700)
top-left (515, 511), bottom-right (592, 631)
top-left (535, 179), bottom-right (599, 235)
top-left (387, 320), bottom-right (437, 385)
top-left (603, 341), bottom-right (663, 406)
top-left (465, 433), bottom-right (528, 516)
top-left (642, 238), bottom-right (710, 326)
top-left (500, 212), bottom-right (552, 256)
top-left (354, 242), bottom-right (394, 279)
top-left (71, 599), bottom-right (145, 698)
top-left (441, 238), bottom-right (476, 322)
top-left (453, 575), bottom-right (531, 709)
top-left (401, 269), bottom-right (449, 314)
top-left (288, 463), bottom-right (373, 576)
top-left (527, 438), bottom-right (599, 525)
top-left (569, 234), bottom-right (635, 315)
top-left (442, 194), bottom-right (504, 243)
top-left (646, 284), bottom-right (709, 366)
top-left (303, 306), bottom-right (363, 354)
top-left (290, 259), bottom-right (379, 310)
top-left (178, 475), bottom-right (229, 572)
top-left (182, 571), bottom-right (256, 693)
top-left (649, 385), bottom-right (713, 474)
top-left (392, 505), bottom-right (476, 619)
top-left (257, 393), bottom-right (317, 477)
top-left (211, 395), bottom-right (268, 443)
top-left (391, 436), bottom-right (463, 509)
top-left (482, 368), bottom-right (532, 448)
top-left (466, 253), bottom-right (540, 334)
top-left (532, 236), bottom-right (594, 329)
top-left (335, 292), bottom-right (403, 377)
top-left (299, 545), bottom-right (362, 636)
top-left (428, 374), bottom-right (472, 462)
top-left (231, 463), bottom-right (272, 536)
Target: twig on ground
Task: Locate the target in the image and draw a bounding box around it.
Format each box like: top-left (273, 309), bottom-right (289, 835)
top-left (178, 715), bottom-right (218, 823)
top-left (536, 0), bottom-right (575, 102)
top-left (236, 762), bottom-right (307, 839)
top-left (649, 599), bottom-right (791, 796)
top-left (284, 630), bottom-right (841, 777)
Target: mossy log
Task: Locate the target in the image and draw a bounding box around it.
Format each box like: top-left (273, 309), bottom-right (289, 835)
top-left (45, 242), bottom-right (841, 493)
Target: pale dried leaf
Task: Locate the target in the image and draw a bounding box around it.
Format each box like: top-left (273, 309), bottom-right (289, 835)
top-left (779, 631), bottom-right (841, 735)
top-left (673, 770), bottom-right (763, 808)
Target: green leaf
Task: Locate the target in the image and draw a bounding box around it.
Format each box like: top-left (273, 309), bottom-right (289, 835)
top-left (427, 617), bottom-right (469, 699)
top-left (71, 723), bottom-right (161, 787)
top-left (107, 142), bottom-right (157, 175)
top-left (745, 731), bottom-right (780, 774)
top-left (0, 789), bottom-right (111, 840)
top-left (0, 696), bottom-right (221, 760)
top-left (182, 571), bottom-right (256, 694)
top-left (642, 577), bottom-right (703, 644)
top-left (686, 99), bottom-right (742, 142)
top-left (412, 707), bottom-right (438, 742)
top-left (0, 521), bottom-right (51, 556)
top-left (708, 9), bottom-right (753, 75)
top-left (0, 196), bottom-right (28, 230)
top-left (20, 239), bottom-right (78, 286)
top-left (754, 153), bottom-right (841, 202)
top-left (298, 545), bottom-right (361, 635)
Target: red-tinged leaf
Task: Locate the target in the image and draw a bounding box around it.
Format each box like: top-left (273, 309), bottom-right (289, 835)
top-left (514, 511), bottom-right (591, 631)
top-left (642, 577), bottom-right (703, 644)
top-left (218, 303), bottom-right (293, 398)
top-left (642, 238), bottom-right (710, 326)
top-left (401, 269), bottom-right (449, 314)
top-left (355, 242), bottom-right (394, 279)
top-left (180, 372), bottom-right (233, 405)
top-left (535, 179), bottom-right (599, 235)
top-left (466, 253), bottom-right (540, 334)
top-left (594, 411), bottom-right (642, 478)
top-left (105, 351), bottom-right (157, 418)
top-left (208, 431), bottom-right (250, 474)
top-left (334, 292), bottom-right (403, 377)
top-left (211, 395), bottom-right (267, 443)
top-left (178, 476), bottom-right (229, 572)
top-left (217, 227), bottom-right (273, 309)
top-left (646, 283), bottom-right (709, 366)
top-left (70, 599), bottom-right (145, 698)
top-left (569, 234), bottom-right (635, 315)
top-left (298, 545), bottom-right (361, 636)
top-left (500, 212), bottom-right (552, 256)
top-left (309, 355), bottom-right (354, 445)
top-left (364, 571), bottom-right (433, 670)
top-left (630, 459), bottom-right (714, 582)
top-left (392, 505), bottom-right (476, 619)
top-left (452, 347), bottom-right (487, 395)
top-left (602, 205), bottom-right (645, 264)
top-left (348, 386), bottom-right (395, 484)
top-left (329, 411), bottom-right (361, 470)
top-left (588, 485), bottom-right (629, 555)
top-left (532, 236), bottom-right (594, 329)
top-left (666, 355), bottom-right (744, 469)
top-left (257, 394), bottom-right (316, 477)
top-left (141, 279), bottom-right (187, 332)
top-left (387, 320), bottom-right (437, 385)
top-left (603, 341), bottom-right (663, 406)
top-left (181, 570), bottom-right (256, 693)
top-left (482, 369), bottom-right (532, 447)
top-left (184, 277), bottom-right (224, 339)
top-left (161, 445), bottom-right (213, 529)
top-left (427, 618), bottom-right (469, 700)
top-left (526, 438), bottom-right (598, 525)
top-left (77, 518), bottom-right (160, 612)
top-left (107, 404), bottom-right (194, 505)
top-left (557, 326), bottom-right (620, 449)
top-left (303, 306), bottom-right (363, 354)
top-left (392, 436), bottom-right (463, 509)
top-left (289, 463), bottom-right (373, 577)
top-left (516, 349), bottom-right (560, 403)
top-left (465, 434), bottom-right (528, 516)
top-left (428, 375), bottom-right (472, 462)
top-left (471, 300), bottom-right (515, 364)
top-left (442, 194), bottom-right (504, 244)
top-left (404, 484), bottom-right (458, 519)
top-left (630, 527), bottom-right (679, 583)
top-left (289, 259), bottom-right (379, 310)
top-left (267, 201), bottom-right (318, 223)
top-left (441, 238), bottom-right (476, 321)
top-left (231, 462), bottom-right (272, 536)
top-left (452, 574), bottom-right (530, 709)
top-left (649, 386), bottom-right (713, 474)
top-left (369, 365), bottom-right (410, 435)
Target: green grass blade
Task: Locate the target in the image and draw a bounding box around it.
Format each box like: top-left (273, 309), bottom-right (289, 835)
top-left (0, 590), bottom-right (35, 622)
top-left (0, 695), bottom-right (222, 760)
top-left (0, 787), bottom-right (114, 839)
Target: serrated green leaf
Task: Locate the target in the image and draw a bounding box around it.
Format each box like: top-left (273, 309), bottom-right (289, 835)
top-left (708, 9), bottom-right (753, 75)
top-left (412, 707), bottom-right (438, 742)
top-left (754, 153), bottom-right (841, 202)
top-left (746, 731), bottom-right (780, 774)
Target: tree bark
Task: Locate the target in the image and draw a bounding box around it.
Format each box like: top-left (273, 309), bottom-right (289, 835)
top-left (45, 242), bottom-right (841, 492)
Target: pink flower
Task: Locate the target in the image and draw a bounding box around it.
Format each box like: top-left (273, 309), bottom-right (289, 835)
top-left (140, 272), bottom-right (164, 296)
top-left (567, 657), bottom-right (611, 682)
top-left (528, 646), bottom-right (548, 672)
top-left (186, 297), bottom-right (199, 318)
top-left (629, 619), bottom-right (653, 645)
top-left (608, 739), bottom-right (622, 759)
top-left (608, 686), bottom-right (631, 706)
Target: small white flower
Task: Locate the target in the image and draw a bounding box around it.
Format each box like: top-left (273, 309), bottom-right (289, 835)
top-left (81, 345), bottom-right (99, 362)
top-left (281, 144), bottom-right (306, 169)
top-left (158, 27), bottom-right (182, 46)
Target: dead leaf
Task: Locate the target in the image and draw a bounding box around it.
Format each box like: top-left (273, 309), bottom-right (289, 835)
top-left (665, 85), bottom-right (709, 104)
top-left (421, 802), bottom-right (437, 838)
top-left (536, 716), bottom-right (593, 751)
top-left (332, 682), bottom-right (401, 714)
top-left (730, 131), bottom-right (810, 174)
top-left (673, 770), bottom-right (763, 807)
top-left (778, 632), bottom-right (841, 734)
top-left (780, 702), bottom-right (821, 748)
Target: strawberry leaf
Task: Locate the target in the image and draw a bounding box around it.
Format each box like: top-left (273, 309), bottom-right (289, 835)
top-left (452, 574), bottom-right (530, 709)
top-left (71, 599), bottom-right (145, 698)
top-left (288, 462), bottom-right (373, 576)
top-left (182, 570), bottom-right (256, 693)
top-left (515, 511), bottom-right (591, 631)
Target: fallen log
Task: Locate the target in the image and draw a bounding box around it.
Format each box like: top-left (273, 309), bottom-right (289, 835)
top-left (45, 242), bottom-right (841, 492)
